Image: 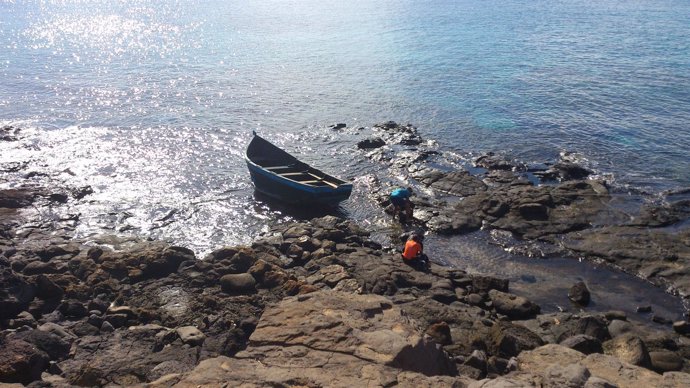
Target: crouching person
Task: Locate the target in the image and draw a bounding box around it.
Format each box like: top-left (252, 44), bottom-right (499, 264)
top-left (401, 233), bottom-right (429, 271)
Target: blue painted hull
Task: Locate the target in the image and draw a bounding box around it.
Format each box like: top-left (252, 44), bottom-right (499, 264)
top-left (245, 135), bottom-right (353, 206)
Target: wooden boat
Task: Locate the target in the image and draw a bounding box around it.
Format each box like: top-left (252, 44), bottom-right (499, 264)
top-left (245, 132), bottom-right (353, 206)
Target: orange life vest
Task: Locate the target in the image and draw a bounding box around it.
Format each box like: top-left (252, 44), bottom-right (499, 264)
top-left (402, 239), bottom-right (422, 260)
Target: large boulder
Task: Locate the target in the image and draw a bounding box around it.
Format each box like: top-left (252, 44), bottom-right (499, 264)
top-left (151, 290), bottom-right (465, 387)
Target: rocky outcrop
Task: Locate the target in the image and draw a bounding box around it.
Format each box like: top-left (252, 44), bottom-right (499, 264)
top-left (149, 290), bottom-right (467, 387)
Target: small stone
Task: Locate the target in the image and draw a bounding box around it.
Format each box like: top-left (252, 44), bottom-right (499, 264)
top-left (651, 315), bottom-right (672, 325)
top-left (607, 319), bottom-right (633, 338)
top-left (568, 281), bottom-right (591, 306)
top-left (176, 326), bottom-right (206, 346)
top-left (220, 273), bottom-right (257, 293)
top-left (636, 305), bottom-right (652, 313)
top-left (559, 334), bottom-right (602, 355)
top-left (672, 321), bottom-right (690, 335)
top-left (100, 321), bottom-right (115, 332)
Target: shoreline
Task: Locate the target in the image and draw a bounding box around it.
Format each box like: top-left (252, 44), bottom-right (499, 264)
top-left (1, 123), bottom-right (690, 386)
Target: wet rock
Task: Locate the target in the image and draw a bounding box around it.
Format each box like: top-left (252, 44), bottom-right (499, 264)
top-left (220, 273), bottom-right (257, 293)
top-left (652, 314), bottom-right (672, 325)
top-left (649, 350), bottom-right (684, 373)
top-left (474, 153), bottom-right (521, 171)
top-left (673, 321), bottom-right (690, 336)
top-left (329, 123), bottom-right (346, 130)
top-left (70, 185), bottom-right (94, 200)
top-left (635, 199), bottom-right (690, 227)
top-left (415, 169), bottom-right (487, 197)
top-left (551, 161), bottom-right (592, 181)
top-left (488, 289), bottom-right (540, 320)
top-left (357, 137), bottom-right (386, 149)
top-left (604, 334), bottom-right (651, 367)
top-left (0, 189), bottom-right (36, 208)
top-left (636, 305), bottom-right (652, 313)
top-left (471, 275), bottom-right (509, 293)
top-left (568, 281), bottom-right (591, 306)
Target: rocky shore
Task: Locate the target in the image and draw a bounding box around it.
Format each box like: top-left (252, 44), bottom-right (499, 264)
top-left (2, 122), bottom-right (690, 387)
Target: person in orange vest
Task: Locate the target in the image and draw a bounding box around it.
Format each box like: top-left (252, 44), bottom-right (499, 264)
top-left (401, 233), bottom-right (429, 270)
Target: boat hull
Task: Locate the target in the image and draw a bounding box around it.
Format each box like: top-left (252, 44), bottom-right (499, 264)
top-left (244, 134), bottom-right (353, 206)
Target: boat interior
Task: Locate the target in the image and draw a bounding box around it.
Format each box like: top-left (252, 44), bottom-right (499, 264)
top-left (261, 162), bottom-right (341, 188)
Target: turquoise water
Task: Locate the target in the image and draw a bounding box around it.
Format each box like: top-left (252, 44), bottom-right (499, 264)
top-left (0, 0), bottom-right (689, 238)
top-left (1, 0), bottom-right (689, 319)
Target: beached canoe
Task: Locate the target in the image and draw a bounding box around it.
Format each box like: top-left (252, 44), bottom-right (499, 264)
top-left (245, 132), bottom-right (353, 206)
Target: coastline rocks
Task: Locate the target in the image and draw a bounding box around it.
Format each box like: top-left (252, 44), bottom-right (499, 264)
top-left (357, 137), bottom-right (386, 149)
top-left (487, 321), bottom-right (545, 358)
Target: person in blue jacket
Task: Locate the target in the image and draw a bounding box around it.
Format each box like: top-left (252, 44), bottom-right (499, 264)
top-left (390, 187), bottom-right (414, 222)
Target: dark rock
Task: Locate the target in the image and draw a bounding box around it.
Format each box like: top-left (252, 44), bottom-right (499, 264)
top-left (0, 267), bottom-right (36, 319)
top-left (559, 334), bottom-right (602, 355)
top-left (220, 273), bottom-right (257, 293)
top-left (71, 185), bottom-right (94, 200)
top-left (651, 315), bottom-right (672, 325)
top-left (552, 162), bottom-right (591, 180)
top-left (58, 301), bottom-right (88, 319)
top-left (22, 261), bottom-right (56, 276)
top-left (48, 193), bottom-right (69, 203)
top-left (357, 137), bottom-right (386, 149)
top-left (16, 329), bottom-right (71, 360)
top-left (474, 153), bottom-right (519, 171)
top-left (568, 281), bottom-right (591, 306)
top-left (329, 123), bottom-right (346, 130)
top-left (672, 321), bottom-right (690, 336)
top-left (636, 305), bottom-right (652, 313)
top-left (0, 189), bottom-right (35, 208)
top-left (35, 275), bottom-right (64, 300)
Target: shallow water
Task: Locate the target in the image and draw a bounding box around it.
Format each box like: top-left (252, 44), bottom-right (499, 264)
top-left (427, 232), bottom-right (687, 324)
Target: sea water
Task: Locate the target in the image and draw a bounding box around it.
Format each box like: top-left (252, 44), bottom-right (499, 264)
top-left (1, 0), bottom-right (689, 318)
